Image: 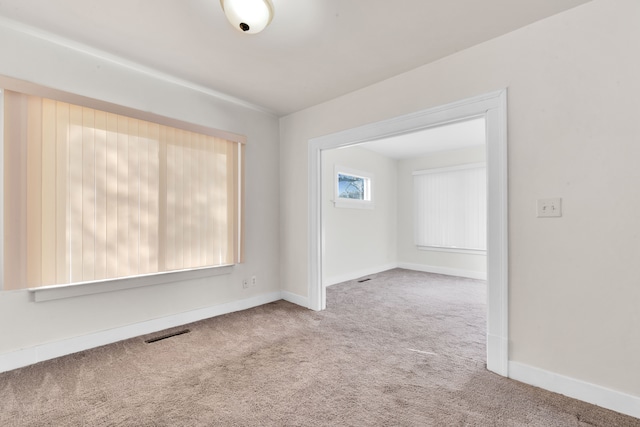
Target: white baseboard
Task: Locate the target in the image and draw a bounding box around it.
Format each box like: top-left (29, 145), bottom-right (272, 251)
top-left (397, 262), bottom-right (487, 280)
top-left (0, 291), bottom-right (282, 373)
top-left (509, 361), bottom-right (640, 420)
top-left (281, 291), bottom-right (309, 308)
top-left (323, 263), bottom-right (398, 287)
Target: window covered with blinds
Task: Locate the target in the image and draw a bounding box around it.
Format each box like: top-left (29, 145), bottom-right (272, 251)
top-left (3, 90), bottom-right (244, 290)
top-left (413, 163), bottom-right (486, 253)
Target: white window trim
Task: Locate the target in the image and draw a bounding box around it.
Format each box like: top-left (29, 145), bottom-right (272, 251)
top-left (29, 265), bottom-right (234, 302)
top-left (333, 165), bottom-right (374, 209)
top-left (417, 245), bottom-right (486, 255)
top-left (412, 162), bottom-right (486, 177)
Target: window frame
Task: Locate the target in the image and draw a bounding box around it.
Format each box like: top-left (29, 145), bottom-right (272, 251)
top-left (0, 77), bottom-right (245, 300)
top-left (413, 162), bottom-right (487, 255)
top-left (333, 165), bottom-right (374, 210)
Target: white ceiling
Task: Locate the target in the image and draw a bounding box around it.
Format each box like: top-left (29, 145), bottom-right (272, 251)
top-left (0, 0), bottom-right (591, 116)
top-left (359, 117), bottom-right (486, 159)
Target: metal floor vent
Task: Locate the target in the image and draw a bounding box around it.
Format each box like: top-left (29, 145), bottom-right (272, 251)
top-left (145, 329), bottom-right (190, 344)
top-left (357, 278), bottom-right (372, 283)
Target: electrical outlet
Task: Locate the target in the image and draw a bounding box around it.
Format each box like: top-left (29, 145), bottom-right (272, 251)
top-left (242, 279), bottom-right (249, 289)
top-left (251, 276), bottom-right (257, 287)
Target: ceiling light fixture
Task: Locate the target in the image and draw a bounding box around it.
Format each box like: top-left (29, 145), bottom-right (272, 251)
top-left (220, 0), bottom-right (274, 34)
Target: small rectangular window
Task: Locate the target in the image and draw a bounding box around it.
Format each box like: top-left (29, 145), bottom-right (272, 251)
top-left (334, 166), bottom-right (373, 209)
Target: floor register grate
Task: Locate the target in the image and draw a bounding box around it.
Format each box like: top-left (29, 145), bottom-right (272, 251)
top-left (144, 329), bottom-right (191, 344)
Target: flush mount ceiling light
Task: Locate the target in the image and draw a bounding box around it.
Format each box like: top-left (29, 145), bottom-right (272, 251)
top-left (220, 0), bottom-right (274, 34)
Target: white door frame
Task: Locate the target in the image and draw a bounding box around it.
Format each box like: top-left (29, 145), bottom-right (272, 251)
top-left (308, 89), bottom-right (509, 376)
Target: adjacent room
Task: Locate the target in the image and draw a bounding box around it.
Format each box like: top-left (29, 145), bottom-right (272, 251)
top-left (0, 0), bottom-right (639, 425)
top-left (321, 118), bottom-right (488, 288)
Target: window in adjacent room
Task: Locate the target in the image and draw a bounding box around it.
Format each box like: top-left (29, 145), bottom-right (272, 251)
top-left (413, 163), bottom-right (486, 254)
top-left (2, 89), bottom-right (245, 291)
top-left (333, 165), bottom-right (373, 209)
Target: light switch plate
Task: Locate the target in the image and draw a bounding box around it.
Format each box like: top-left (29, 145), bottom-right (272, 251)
top-left (537, 198), bottom-right (562, 217)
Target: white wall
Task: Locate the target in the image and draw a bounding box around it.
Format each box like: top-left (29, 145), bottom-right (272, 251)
top-left (280, 0), bottom-right (640, 401)
top-left (321, 146), bottom-right (397, 285)
top-left (397, 146), bottom-right (486, 278)
top-left (0, 23), bottom-right (280, 359)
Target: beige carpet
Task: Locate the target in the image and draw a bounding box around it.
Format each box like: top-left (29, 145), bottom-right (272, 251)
top-left (1, 269), bottom-right (638, 426)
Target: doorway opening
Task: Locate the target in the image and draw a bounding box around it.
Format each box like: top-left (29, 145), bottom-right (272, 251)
top-left (308, 90), bottom-right (508, 376)
top-left (321, 116), bottom-right (486, 287)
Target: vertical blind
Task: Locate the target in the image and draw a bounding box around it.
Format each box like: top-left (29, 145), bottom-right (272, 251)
top-left (413, 164), bottom-right (486, 251)
top-left (3, 91), bottom-right (244, 290)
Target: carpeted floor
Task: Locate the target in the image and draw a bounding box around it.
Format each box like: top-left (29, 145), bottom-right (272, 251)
top-left (1, 268), bottom-right (638, 426)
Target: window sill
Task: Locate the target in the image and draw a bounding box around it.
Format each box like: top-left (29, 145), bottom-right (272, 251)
top-left (29, 265), bottom-right (234, 302)
top-left (333, 199), bottom-right (374, 210)
top-left (417, 245), bottom-right (486, 256)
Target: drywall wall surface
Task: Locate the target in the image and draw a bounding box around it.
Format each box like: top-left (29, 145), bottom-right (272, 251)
top-left (321, 146), bottom-right (397, 284)
top-left (0, 23), bottom-right (280, 354)
top-left (397, 146), bottom-right (486, 275)
top-left (280, 0), bottom-right (640, 397)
